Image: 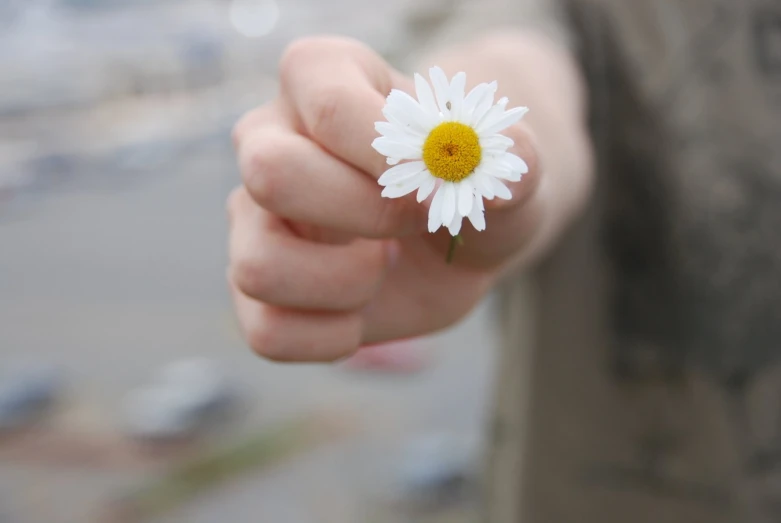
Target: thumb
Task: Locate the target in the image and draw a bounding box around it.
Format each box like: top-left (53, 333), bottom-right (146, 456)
top-left (482, 122), bottom-right (541, 213)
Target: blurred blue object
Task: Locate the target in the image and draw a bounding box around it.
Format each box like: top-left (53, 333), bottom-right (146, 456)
top-left (122, 358), bottom-right (239, 442)
top-left (121, 385), bottom-right (200, 442)
top-left (396, 433), bottom-right (476, 506)
top-left (157, 357), bottom-right (238, 420)
top-left (0, 363), bottom-right (63, 431)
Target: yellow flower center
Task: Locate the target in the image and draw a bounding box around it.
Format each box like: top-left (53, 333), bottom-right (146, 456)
top-left (422, 122), bottom-right (482, 182)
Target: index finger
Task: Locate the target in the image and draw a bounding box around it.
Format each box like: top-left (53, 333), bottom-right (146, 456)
top-left (279, 37), bottom-right (393, 179)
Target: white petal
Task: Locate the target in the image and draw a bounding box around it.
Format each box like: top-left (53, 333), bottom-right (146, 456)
top-left (416, 174), bottom-right (437, 202)
top-left (448, 72), bottom-right (466, 120)
top-left (414, 73), bottom-right (439, 116)
top-left (379, 131), bottom-right (424, 151)
top-left (478, 106), bottom-right (529, 135)
top-left (386, 89), bottom-right (424, 112)
top-left (375, 121), bottom-right (424, 145)
top-left (387, 157), bottom-right (400, 165)
top-left (447, 214), bottom-right (463, 236)
top-left (428, 184), bottom-right (446, 232)
top-left (381, 107), bottom-right (426, 136)
top-left (480, 134), bottom-right (514, 152)
top-left (462, 82), bottom-right (492, 124)
top-left (475, 97), bottom-right (507, 130)
top-left (384, 89), bottom-right (437, 131)
top-left (383, 107), bottom-right (426, 137)
top-left (377, 161), bottom-right (427, 186)
top-left (467, 194), bottom-right (486, 231)
top-left (372, 137), bottom-right (422, 160)
top-left (381, 171), bottom-right (428, 198)
top-left (499, 171), bottom-right (523, 182)
top-left (441, 182), bottom-right (456, 225)
top-left (479, 160), bottom-right (517, 181)
top-left (490, 177), bottom-right (513, 200)
top-left (473, 171), bottom-right (496, 199)
top-left (429, 66), bottom-right (451, 117)
top-left (492, 169), bottom-right (522, 182)
top-left (505, 152), bottom-right (529, 174)
top-left (471, 82), bottom-right (498, 126)
top-left (457, 179), bottom-right (474, 216)
top-left (383, 91), bottom-right (425, 125)
top-left (375, 121), bottom-right (395, 136)
top-left (475, 191), bottom-right (485, 211)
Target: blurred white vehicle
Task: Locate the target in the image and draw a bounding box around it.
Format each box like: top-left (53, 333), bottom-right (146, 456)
top-left (121, 357), bottom-right (238, 442)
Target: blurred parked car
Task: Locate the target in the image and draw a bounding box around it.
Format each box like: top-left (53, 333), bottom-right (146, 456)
top-left (122, 357), bottom-right (239, 442)
top-left (0, 362), bottom-right (63, 431)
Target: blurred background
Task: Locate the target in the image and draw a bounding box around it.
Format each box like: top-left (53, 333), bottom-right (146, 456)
top-left (0, 1), bottom-right (500, 522)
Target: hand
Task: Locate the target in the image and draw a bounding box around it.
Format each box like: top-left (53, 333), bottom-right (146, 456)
top-left (228, 36), bottom-right (542, 362)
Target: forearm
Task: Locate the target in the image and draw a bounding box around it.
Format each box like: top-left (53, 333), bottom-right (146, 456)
top-left (418, 30), bottom-right (595, 270)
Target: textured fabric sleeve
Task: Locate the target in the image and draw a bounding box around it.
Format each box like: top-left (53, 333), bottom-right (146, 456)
top-left (393, 0), bottom-right (573, 70)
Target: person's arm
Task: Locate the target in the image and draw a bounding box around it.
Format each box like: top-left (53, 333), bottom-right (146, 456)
top-left (228, 21), bottom-right (594, 362)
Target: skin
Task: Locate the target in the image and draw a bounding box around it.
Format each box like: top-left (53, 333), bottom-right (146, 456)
top-left (228, 32), bottom-right (594, 363)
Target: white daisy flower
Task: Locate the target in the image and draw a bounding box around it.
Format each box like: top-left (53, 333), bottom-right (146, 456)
top-left (372, 66), bottom-right (529, 236)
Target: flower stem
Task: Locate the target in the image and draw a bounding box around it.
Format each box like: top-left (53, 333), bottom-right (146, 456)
top-left (446, 234), bottom-right (462, 264)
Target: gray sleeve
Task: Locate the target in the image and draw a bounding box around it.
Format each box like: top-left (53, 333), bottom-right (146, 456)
top-left (392, 0), bottom-right (572, 69)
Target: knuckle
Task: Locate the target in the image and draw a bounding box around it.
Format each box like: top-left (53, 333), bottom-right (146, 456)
top-left (232, 107), bottom-right (262, 148)
top-left (246, 313), bottom-right (288, 361)
top-left (308, 83), bottom-right (350, 138)
top-left (232, 250), bottom-right (277, 301)
top-left (233, 104), bottom-right (279, 149)
top-left (240, 135), bottom-right (292, 206)
top-left (279, 38), bottom-right (319, 76)
top-left (370, 198), bottom-right (410, 237)
top-left (280, 36), bottom-right (361, 80)
top-left (279, 37), bottom-right (330, 81)
top-left (355, 246), bottom-right (388, 289)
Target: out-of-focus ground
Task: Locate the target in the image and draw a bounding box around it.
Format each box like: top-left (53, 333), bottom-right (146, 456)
top-left (0, 1), bottom-right (499, 522)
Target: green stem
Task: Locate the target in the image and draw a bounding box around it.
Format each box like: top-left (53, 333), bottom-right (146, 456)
top-left (446, 234), bottom-right (461, 264)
